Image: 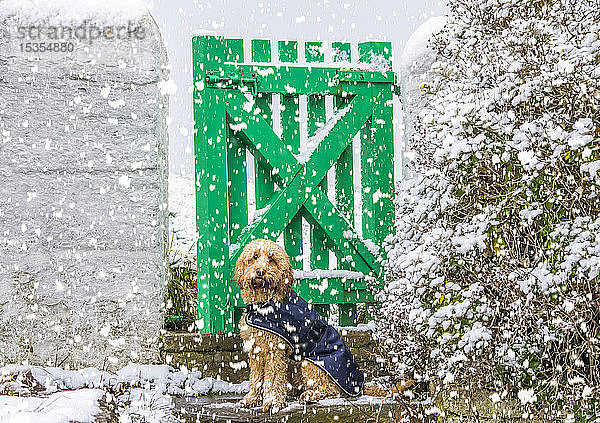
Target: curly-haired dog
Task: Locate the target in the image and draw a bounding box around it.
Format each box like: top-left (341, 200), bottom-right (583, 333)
top-left (235, 239), bottom-right (364, 412)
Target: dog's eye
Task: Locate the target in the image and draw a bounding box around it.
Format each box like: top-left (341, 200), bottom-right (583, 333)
top-left (268, 256), bottom-right (275, 263)
top-left (253, 253), bottom-right (259, 260)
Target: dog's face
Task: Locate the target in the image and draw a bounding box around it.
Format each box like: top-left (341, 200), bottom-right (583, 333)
top-left (235, 239), bottom-right (294, 304)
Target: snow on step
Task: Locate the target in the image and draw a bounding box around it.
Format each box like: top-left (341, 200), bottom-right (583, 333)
top-left (0, 364), bottom-right (249, 396)
top-left (293, 269), bottom-right (365, 280)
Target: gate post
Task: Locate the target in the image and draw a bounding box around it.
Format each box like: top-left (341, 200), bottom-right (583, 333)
top-left (193, 35), bottom-right (232, 334)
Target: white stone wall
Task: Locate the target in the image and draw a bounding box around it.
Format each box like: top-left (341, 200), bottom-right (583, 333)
top-left (0, 6), bottom-right (168, 370)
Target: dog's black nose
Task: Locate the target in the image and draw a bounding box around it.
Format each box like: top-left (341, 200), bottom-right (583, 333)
top-left (256, 268), bottom-right (265, 277)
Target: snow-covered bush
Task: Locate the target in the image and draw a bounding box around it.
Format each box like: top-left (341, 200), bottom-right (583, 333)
top-left (378, 0), bottom-right (600, 412)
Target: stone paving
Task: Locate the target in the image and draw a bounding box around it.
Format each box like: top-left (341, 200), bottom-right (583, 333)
top-left (173, 394), bottom-right (407, 423)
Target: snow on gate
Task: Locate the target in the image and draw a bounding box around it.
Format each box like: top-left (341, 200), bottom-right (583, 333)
top-left (0, 0), bottom-right (169, 370)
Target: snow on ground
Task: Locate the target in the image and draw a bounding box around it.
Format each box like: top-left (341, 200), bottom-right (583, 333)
top-left (0, 389), bottom-right (103, 423)
top-left (1, 364), bottom-right (249, 397)
top-left (203, 393), bottom-right (396, 413)
top-left (338, 320), bottom-right (377, 332)
top-left (119, 388), bottom-right (177, 423)
top-left (0, 363), bottom-right (388, 421)
top-left (0, 364), bottom-right (249, 422)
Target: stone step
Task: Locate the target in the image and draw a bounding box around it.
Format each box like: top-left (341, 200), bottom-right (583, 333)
top-left (173, 395), bottom-right (406, 423)
top-left (160, 328), bottom-right (388, 384)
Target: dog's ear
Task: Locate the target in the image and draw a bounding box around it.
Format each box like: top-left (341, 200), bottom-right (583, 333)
top-left (281, 251), bottom-right (294, 294)
top-left (234, 246), bottom-right (246, 289)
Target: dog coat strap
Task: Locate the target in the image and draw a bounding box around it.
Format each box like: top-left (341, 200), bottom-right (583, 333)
top-left (291, 315), bottom-right (327, 360)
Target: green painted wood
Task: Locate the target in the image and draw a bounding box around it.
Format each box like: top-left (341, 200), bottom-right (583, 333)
top-left (228, 93), bottom-right (382, 271)
top-left (368, 86), bottom-right (395, 246)
top-left (251, 39), bottom-right (271, 62)
top-left (223, 91), bottom-right (301, 188)
top-left (202, 63), bottom-right (393, 94)
top-left (193, 35), bottom-right (232, 334)
top-left (332, 41), bottom-right (351, 63)
top-left (225, 89), bottom-right (386, 277)
top-left (358, 42), bottom-right (394, 315)
top-left (314, 304), bottom-right (330, 318)
top-left (306, 41), bottom-right (329, 273)
top-left (293, 278), bottom-right (373, 304)
top-left (226, 93), bottom-right (385, 295)
top-left (333, 43), bottom-right (354, 229)
top-left (338, 69), bottom-right (395, 83)
top-left (278, 40), bottom-right (298, 62)
top-left (225, 39), bottom-right (247, 247)
top-left (339, 303), bottom-right (357, 326)
top-left (358, 42), bottom-right (394, 247)
top-left (279, 40), bottom-right (303, 270)
top-left (358, 41), bottom-right (392, 65)
top-left (224, 38), bottom-right (243, 63)
top-left (305, 41), bottom-right (324, 63)
top-left (251, 39), bottom-right (275, 210)
top-left (201, 62), bottom-right (394, 89)
top-left (224, 39), bottom-right (247, 319)
top-left (303, 191), bottom-right (381, 277)
top-left (333, 42), bottom-right (355, 324)
top-left (194, 37), bottom-right (396, 333)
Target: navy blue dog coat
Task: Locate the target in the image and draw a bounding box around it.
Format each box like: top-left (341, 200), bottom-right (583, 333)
top-left (244, 290), bottom-right (364, 397)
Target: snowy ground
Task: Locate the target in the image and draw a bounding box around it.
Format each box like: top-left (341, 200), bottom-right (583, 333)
top-left (0, 389), bottom-right (104, 423)
top-left (0, 364), bottom-right (390, 422)
top-left (0, 364), bottom-right (248, 422)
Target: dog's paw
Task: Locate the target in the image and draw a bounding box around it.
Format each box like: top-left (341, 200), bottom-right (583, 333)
top-left (239, 394), bottom-right (261, 409)
top-left (299, 390), bottom-right (322, 404)
top-left (262, 396), bottom-right (286, 413)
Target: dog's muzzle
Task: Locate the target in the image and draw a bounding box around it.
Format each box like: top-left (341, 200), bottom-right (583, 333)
top-left (251, 277), bottom-right (265, 289)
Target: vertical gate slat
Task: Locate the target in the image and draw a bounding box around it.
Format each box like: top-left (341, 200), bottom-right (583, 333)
top-left (193, 35), bottom-right (230, 334)
top-left (278, 40), bottom-right (298, 62)
top-left (306, 41), bottom-right (329, 274)
top-left (224, 39), bottom-right (246, 319)
top-left (358, 42), bottom-right (394, 246)
top-left (306, 41), bottom-right (329, 318)
top-left (305, 41), bottom-right (324, 62)
top-left (278, 40), bottom-right (303, 270)
top-left (333, 41), bottom-right (354, 226)
top-left (251, 40), bottom-right (274, 210)
top-left (333, 42), bottom-right (357, 326)
top-left (225, 38), bottom-right (247, 245)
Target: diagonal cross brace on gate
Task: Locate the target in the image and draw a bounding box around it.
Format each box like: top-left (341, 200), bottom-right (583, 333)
top-left (224, 89), bottom-right (382, 275)
top-left (193, 35), bottom-right (397, 334)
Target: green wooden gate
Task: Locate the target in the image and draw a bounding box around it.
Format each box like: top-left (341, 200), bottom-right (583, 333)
top-left (193, 35), bottom-right (397, 334)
